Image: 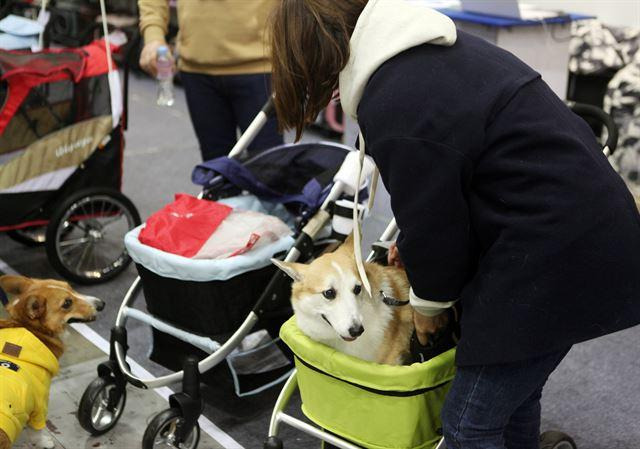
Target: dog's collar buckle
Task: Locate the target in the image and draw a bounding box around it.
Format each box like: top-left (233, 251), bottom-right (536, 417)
top-left (381, 291), bottom-right (409, 307)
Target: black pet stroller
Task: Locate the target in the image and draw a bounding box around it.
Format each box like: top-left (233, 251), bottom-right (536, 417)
top-left (76, 98), bottom-right (377, 449)
top-left (0, 30), bottom-right (140, 283)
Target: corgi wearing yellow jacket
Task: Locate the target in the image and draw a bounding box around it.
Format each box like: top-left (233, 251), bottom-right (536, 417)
top-left (0, 328), bottom-right (58, 445)
top-left (0, 275), bottom-right (104, 449)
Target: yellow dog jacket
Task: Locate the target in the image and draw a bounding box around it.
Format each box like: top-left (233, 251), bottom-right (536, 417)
top-left (0, 328), bottom-right (59, 443)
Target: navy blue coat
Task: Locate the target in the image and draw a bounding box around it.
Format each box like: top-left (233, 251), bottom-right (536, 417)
top-left (357, 31), bottom-right (640, 366)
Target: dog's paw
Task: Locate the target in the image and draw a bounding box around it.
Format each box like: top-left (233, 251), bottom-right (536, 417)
top-left (37, 434), bottom-right (56, 449)
top-left (25, 429), bottom-right (56, 449)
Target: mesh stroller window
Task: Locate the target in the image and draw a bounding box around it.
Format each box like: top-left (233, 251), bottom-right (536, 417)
top-left (0, 51), bottom-right (84, 77)
top-left (0, 73), bottom-right (110, 154)
top-left (0, 80), bottom-right (6, 118)
top-left (243, 144), bottom-right (350, 195)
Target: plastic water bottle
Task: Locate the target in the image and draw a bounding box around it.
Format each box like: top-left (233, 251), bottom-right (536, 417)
top-left (156, 45), bottom-right (174, 107)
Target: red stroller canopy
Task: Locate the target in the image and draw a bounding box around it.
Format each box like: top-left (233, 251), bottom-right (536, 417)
top-left (0, 39), bottom-right (117, 135)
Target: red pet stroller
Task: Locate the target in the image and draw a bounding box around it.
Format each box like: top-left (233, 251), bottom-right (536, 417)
top-left (0, 39), bottom-right (140, 283)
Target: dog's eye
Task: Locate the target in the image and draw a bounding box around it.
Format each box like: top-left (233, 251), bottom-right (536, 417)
top-left (62, 298), bottom-right (73, 309)
top-left (322, 288), bottom-right (336, 300)
top-left (353, 285), bottom-right (362, 295)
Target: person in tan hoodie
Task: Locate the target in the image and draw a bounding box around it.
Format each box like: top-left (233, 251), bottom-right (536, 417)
top-left (138, 0), bottom-right (282, 161)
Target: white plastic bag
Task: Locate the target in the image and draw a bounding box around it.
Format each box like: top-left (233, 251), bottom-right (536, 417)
top-left (193, 209), bottom-right (292, 259)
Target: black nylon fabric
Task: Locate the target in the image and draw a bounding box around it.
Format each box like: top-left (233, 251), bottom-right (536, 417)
top-left (357, 31), bottom-right (640, 366)
top-left (204, 143), bottom-right (350, 204)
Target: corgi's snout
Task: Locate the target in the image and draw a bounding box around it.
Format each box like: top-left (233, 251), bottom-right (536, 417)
top-left (84, 295), bottom-right (105, 312)
top-left (349, 323), bottom-right (365, 338)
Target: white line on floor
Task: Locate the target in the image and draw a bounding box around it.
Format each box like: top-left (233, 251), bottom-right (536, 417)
top-left (0, 257), bottom-right (244, 449)
top-left (0, 258), bottom-right (19, 275)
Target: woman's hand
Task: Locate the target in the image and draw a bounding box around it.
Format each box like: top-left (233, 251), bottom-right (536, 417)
top-left (414, 310), bottom-right (449, 346)
top-left (139, 41), bottom-right (174, 78)
top-left (389, 241), bottom-right (450, 344)
top-left (387, 242), bottom-right (404, 268)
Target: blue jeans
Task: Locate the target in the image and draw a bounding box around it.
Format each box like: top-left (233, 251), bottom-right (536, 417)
top-left (442, 347), bottom-right (571, 449)
top-left (180, 72), bottom-right (283, 161)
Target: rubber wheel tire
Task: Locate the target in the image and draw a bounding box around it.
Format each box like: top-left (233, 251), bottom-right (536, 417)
top-left (7, 226), bottom-right (47, 246)
top-left (263, 436), bottom-right (283, 449)
top-left (142, 408), bottom-right (201, 449)
top-left (45, 188), bottom-right (141, 284)
top-left (78, 377), bottom-right (127, 436)
top-left (540, 431), bottom-right (577, 449)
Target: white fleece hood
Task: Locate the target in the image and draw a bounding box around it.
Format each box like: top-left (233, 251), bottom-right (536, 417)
top-left (340, 0), bottom-right (456, 299)
top-left (339, 0), bottom-right (457, 119)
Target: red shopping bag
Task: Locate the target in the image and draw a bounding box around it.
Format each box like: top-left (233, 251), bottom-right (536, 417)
top-left (138, 194), bottom-right (232, 257)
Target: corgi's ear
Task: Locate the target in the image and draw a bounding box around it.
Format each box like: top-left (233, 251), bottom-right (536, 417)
top-left (336, 233), bottom-right (355, 255)
top-left (0, 275), bottom-right (32, 296)
top-left (271, 259), bottom-right (307, 282)
top-left (25, 295), bottom-right (46, 320)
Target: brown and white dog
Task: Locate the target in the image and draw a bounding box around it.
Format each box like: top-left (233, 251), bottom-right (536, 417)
top-left (272, 236), bottom-right (414, 365)
top-left (0, 275), bottom-right (104, 449)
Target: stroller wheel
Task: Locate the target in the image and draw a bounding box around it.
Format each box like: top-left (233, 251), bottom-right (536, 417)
top-left (78, 377), bottom-right (127, 435)
top-left (7, 226), bottom-right (47, 246)
top-left (540, 430), bottom-right (577, 449)
top-left (46, 188), bottom-right (141, 284)
top-left (143, 408), bottom-right (200, 449)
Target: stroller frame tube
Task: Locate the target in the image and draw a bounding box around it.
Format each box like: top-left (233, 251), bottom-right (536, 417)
top-left (266, 370), bottom-right (361, 449)
top-left (122, 307), bottom-right (222, 354)
top-left (113, 273), bottom-right (261, 388)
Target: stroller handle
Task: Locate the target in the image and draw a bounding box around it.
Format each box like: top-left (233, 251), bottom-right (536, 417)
top-left (567, 101), bottom-right (619, 156)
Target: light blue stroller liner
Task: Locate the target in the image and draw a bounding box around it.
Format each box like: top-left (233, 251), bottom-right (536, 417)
top-left (124, 194), bottom-right (296, 282)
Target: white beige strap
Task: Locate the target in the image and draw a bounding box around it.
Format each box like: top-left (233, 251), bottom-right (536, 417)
top-left (368, 165), bottom-right (379, 211)
top-left (353, 133), bottom-right (373, 297)
top-left (99, 0), bottom-right (114, 73)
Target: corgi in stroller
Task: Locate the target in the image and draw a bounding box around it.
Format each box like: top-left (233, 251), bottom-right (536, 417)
top-left (0, 38), bottom-right (140, 284)
top-left (75, 98), bottom-right (379, 449)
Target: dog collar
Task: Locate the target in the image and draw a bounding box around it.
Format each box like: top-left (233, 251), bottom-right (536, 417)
top-left (380, 291), bottom-right (410, 307)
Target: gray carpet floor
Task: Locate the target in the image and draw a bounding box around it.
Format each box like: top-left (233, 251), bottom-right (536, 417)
top-left (1, 74), bottom-right (639, 449)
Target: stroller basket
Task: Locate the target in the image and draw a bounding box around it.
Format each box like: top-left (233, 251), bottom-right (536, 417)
top-left (124, 195), bottom-right (296, 375)
top-left (280, 317), bottom-right (456, 449)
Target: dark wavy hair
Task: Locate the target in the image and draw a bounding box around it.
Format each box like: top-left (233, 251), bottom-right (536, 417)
top-left (270, 0), bottom-right (368, 140)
